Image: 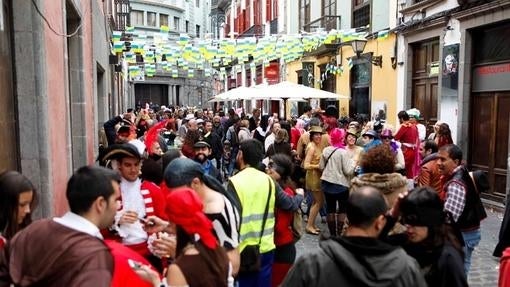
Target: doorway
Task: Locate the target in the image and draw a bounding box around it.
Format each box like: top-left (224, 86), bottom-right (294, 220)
top-left (411, 39), bottom-right (439, 135)
top-left (470, 92), bottom-right (509, 200)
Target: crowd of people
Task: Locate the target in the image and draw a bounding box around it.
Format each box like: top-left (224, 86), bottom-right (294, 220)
top-left (0, 102), bottom-right (509, 287)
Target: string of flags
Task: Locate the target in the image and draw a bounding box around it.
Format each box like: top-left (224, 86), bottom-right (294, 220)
top-left (112, 26), bottom-right (391, 80)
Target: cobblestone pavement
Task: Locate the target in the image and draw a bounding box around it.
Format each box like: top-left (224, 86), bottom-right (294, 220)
top-left (295, 208), bottom-right (504, 286)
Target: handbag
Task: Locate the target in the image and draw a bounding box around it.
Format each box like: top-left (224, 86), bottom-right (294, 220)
top-left (292, 206), bottom-right (304, 241)
top-left (239, 178), bottom-right (273, 273)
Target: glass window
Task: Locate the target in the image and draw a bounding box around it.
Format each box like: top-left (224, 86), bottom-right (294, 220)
top-left (299, 0), bottom-right (311, 31)
top-left (186, 20), bottom-right (189, 33)
top-left (196, 25), bottom-right (200, 38)
top-left (131, 10), bottom-right (144, 26)
top-left (160, 14), bottom-right (168, 27)
top-left (147, 12), bottom-right (157, 27)
top-left (174, 17), bottom-right (180, 31)
top-left (196, 0), bottom-right (200, 7)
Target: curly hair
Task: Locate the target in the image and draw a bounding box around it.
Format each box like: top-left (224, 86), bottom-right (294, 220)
top-left (359, 144), bottom-right (395, 174)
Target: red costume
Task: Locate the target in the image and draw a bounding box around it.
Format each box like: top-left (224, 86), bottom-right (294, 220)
top-left (394, 122), bottom-right (420, 179)
top-left (272, 186), bottom-right (298, 287)
top-left (106, 240), bottom-right (156, 287)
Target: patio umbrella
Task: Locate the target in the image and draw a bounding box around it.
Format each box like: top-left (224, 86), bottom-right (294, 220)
top-left (208, 86), bottom-right (261, 102)
top-left (254, 81), bottom-right (349, 118)
top-left (263, 81), bottom-right (349, 100)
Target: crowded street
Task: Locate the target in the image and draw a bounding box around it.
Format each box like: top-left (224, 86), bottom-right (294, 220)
top-left (1, 0), bottom-right (510, 287)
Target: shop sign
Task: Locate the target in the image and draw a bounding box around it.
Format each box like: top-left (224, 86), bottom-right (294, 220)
top-left (472, 62), bottom-right (510, 92)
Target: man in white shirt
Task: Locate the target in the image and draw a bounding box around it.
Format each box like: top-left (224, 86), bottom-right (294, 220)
top-left (102, 143), bottom-right (167, 259)
top-left (0, 166), bottom-right (120, 286)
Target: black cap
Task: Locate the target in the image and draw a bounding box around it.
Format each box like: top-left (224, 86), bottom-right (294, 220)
top-left (325, 105), bottom-right (339, 118)
top-left (102, 143), bottom-right (141, 161)
top-left (193, 141), bottom-right (211, 149)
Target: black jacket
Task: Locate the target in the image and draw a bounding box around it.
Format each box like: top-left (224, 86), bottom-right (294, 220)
top-left (282, 236), bottom-right (426, 287)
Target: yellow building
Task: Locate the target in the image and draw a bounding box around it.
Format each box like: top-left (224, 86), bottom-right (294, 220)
top-left (285, 33), bottom-right (398, 127)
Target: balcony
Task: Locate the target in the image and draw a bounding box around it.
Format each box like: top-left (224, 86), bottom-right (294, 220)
top-left (303, 15), bottom-right (341, 32)
top-left (217, 0), bottom-right (231, 10)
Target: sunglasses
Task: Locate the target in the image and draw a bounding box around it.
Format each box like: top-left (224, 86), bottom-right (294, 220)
top-left (381, 136), bottom-right (393, 140)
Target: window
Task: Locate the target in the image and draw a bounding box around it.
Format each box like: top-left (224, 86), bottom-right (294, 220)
top-left (352, 0), bottom-right (370, 28)
top-left (196, 25), bottom-right (200, 38)
top-left (160, 14), bottom-right (168, 27)
top-left (322, 0), bottom-right (336, 16)
top-left (131, 10), bottom-right (144, 26)
top-left (299, 0), bottom-right (311, 31)
top-left (185, 20), bottom-right (189, 33)
top-left (147, 12), bottom-right (157, 27)
top-left (196, 0), bottom-right (200, 7)
top-left (174, 17), bottom-right (180, 31)
top-left (322, 0), bottom-right (337, 30)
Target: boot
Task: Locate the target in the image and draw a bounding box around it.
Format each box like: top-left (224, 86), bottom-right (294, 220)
top-left (326, 214), bottom-right (337, 238)
top-left (336, 213), bottom-right (346, 236)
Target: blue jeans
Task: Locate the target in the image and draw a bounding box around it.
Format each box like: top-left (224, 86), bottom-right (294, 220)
top-left (462, 228), bottom-right (481, 275)
top-left (238, 251), bottom-right (274, 287)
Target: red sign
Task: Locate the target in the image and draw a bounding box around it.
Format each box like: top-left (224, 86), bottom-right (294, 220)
top-left (265, 62), bottom-right (279, 84)
top-left (476, 63), bottom-right (510, 75)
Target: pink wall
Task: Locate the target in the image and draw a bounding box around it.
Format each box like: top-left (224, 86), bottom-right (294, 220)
top-left (43, 1), bottom-right (97, 215)
top-left (44, 0), bottom-right (70, 216)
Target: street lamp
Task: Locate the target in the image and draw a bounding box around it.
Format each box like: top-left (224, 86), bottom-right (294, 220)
top-left (350, 39), bottom-right (383, 68)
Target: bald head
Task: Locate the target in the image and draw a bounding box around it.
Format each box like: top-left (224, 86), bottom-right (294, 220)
top-left (346, 186), bottom-right (388, 229)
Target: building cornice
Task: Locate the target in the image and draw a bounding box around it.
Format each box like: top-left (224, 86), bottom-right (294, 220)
top-left (400, 0), bottom-right (444, 14)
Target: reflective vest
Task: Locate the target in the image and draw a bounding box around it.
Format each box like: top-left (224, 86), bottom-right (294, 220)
top-left (230, 167), bottom-right (276, 253)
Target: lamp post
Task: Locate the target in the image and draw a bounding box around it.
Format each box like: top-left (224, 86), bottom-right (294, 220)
top-left (349, 39), bottom-right (383, 68)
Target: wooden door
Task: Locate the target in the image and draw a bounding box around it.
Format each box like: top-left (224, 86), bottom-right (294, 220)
top-left (0, 0), bottom-right (19, 172)
top-left (470, 92), bottom-right (510, 200)
top-left (412, 40), bottom-right (439, 135)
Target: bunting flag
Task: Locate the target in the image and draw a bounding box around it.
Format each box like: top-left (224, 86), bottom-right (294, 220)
top-left (112, 31), bottom-right (122, 42)
top-left (113, 24), bottom-right (374, 79)
top-left (377, 29), bottom-right (389, 41)
top-left (347, 58), bottom-right (354, 70)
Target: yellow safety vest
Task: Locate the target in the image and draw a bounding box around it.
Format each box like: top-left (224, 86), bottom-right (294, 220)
top-left (230, 167), bottom-right (276, 253)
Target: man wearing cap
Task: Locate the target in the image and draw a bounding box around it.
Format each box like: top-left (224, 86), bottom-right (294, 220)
top-left (193, 141), bottom-right (222, 182)
top-left (408, 108), bottom-right (426, 141)
top-left (394, 110), bottom-right (420, 179)
top-left (102, 144), bottom-right (167, 260)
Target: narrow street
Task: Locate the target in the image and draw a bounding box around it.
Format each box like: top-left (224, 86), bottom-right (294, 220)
top-left (296, 208), bottom-right (504, 286)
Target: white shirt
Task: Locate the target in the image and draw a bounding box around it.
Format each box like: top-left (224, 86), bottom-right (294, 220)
top-left (53, 212), bottom-right (103, 239)
top-left (417, 124), bottom-right (426, 141)
top-left (264, 133), bottom-right (275, 152)
top-left (116, 178), bottom-right (147, 245)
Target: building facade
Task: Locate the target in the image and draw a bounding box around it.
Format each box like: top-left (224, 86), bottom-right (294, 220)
top-left (0, 0), bottom-right (123, 215)
top-left (284, 0), bottom-right (400, 124)
top-left (395, 0), bottom-right (510, 202)
top-left (128, 0), bottom-right (213, 109)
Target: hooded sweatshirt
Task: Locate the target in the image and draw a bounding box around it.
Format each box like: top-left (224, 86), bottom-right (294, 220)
top-left (281, 236), bottom-right (426, 287)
